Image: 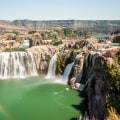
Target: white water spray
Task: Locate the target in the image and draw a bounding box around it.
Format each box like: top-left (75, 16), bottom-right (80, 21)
top-left (46, 53), bottom-right (74, 84)
top-left (61, 62), bottom-right (74, 84)
top-left (46, 53), bottom-right (58, 79)
top-left (0, 52), bottom-right (37, 79)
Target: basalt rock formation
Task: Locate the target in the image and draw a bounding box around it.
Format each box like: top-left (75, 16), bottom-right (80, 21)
top-left (0, 20), bottom-right (120, 32)
top-left (69, 50), bottom-right (119, 120)
top-left (74, 54), bottom-right (107, 120)
top-left (85, 55), bottom-right (108, 120)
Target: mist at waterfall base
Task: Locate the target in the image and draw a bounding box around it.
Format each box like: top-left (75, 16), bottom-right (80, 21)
top-left (0, 52), bottom-right (86, 120)
top-left (46, 53), bottom-right (74, 84)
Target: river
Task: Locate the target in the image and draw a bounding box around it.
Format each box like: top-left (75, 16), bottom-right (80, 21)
top-left (0, 76), bottom-right (86, 120)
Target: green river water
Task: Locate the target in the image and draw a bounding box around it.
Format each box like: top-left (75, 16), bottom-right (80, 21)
top-left (0, 76), bottom-right (86, 120)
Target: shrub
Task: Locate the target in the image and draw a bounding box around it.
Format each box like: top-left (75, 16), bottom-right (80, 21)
top-left (56, 55), bottom-right (65, 75)
top-left (28, 30), bottom-right (36, 34)
top-left (106, 55), bottom-right (120, 113)
top-left (106, 107), bottom-right (120, 120)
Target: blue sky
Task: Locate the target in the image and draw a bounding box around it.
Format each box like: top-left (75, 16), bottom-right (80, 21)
top-left (0, 0), bottom-right (120, 20)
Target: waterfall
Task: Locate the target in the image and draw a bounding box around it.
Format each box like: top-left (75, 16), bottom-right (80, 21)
top-left (61, 62), bottom-right (74, 84)
top-left (0, 52), bottom-right (37, 79)
top-left (46, 53), bottom-right (58, 79)
top-left (46, 53), bottom-right (74, 84)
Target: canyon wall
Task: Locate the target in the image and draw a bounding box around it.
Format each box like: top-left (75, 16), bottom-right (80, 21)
top-left (0, 20), bottom-right (120, 33)
top-left (69, 49), bottom-right (119, 120)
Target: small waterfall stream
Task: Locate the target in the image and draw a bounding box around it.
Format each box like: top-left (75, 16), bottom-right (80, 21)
top-left (61, 62), bottom-right (74, 84)
top-left (46, 53), bottom-right (58, 79)
top-left (46, 53), bottom-right (74, 84)
top-left (0, 52), bottom-right (37, 79)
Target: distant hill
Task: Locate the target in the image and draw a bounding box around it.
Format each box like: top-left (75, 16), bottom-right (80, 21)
top-left (0, 20), bottom-right (120, 33)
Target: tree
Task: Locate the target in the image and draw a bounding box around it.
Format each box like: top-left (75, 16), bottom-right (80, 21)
top-left (107, 55), bottom-right (120, 113)
top-left (63, 28), bottom-right (73, 38)
top-left (12, 30), bottom-right (20, 35)
top-left (56, 55), bottom-right (65, 75)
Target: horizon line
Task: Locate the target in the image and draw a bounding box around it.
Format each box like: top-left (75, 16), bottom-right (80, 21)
top-left (0, 19), bottom-right (120, 21)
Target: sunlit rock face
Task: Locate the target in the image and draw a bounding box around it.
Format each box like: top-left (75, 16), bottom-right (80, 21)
top-left (70, 52), bottom-right (100, 88)
top-left (27, 45), bottom-right (61, 74)
top-left (0, 52), bottom-right (37, 79)
top-left (69, 53), bottom-right (84, 88)
top-left (27, 45), bottom-right (74, 74)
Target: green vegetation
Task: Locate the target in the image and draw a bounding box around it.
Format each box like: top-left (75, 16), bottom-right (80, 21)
top-left (3, 28), bottom-right (91, 45)
top-left (56, 55), bottom-right (65, 75)
top-left (106, 55), bottom-right (120, 114)
top-left (74, 30), bottom-right (91, 39)
top-left (63, 28), bottom-right (73, 38)
top-left (28, 30), bottom-right (36, 34)
top-left (12, 30), bottom-right (20, 35)
top-left (3, 48), bottom-right (26, 52)
top-left (41, 29), bottom-right (91, 41)
top-left (49, 32), bottom-right (57, 42)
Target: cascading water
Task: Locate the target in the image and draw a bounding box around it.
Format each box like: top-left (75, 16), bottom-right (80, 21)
top-left (0, 52), bottom-right (37, 79)
top-left (46, 53), bottom-right (58, 79)
top-left (61, 62), bottom-right (74, 84)
top-left (46, 52), bottom-right (74, 84)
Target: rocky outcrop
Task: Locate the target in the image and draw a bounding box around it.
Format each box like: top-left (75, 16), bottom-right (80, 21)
top-left (26, 44), bottom-right (81, 75)
top-left (0, 40), bottom-right (20, 52)
top-left (69, 48), bottom-right (120, 120)
top-left (109, 33), bottom-right (120, 43)
top-left (69, 51), bottom-right (117, 120)
top-left (70, 52), bottom-right (98, 88)
top-left (85, 55), bottom-right (108, 120)
top-left (27, 45), bottom-right (60, 74)
top-left (27, 45), bottom-right (73, 74)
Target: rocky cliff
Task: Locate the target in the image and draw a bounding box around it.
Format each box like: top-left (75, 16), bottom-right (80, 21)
top-left (0, 20), bottom-right (120, 33)
top-left (68, 48), bottom-right (120, 120)
top-left (27, 45), bottom-right (59, 74)
top-left (27, 44), bottom-right (73, 74)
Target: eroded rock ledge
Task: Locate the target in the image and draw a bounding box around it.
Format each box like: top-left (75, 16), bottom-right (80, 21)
top-left (68, 49), bottom-right (119, 120)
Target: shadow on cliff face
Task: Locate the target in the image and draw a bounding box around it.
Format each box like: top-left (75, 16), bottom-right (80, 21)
top-left (70, 91), bottom-right (88, 120)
